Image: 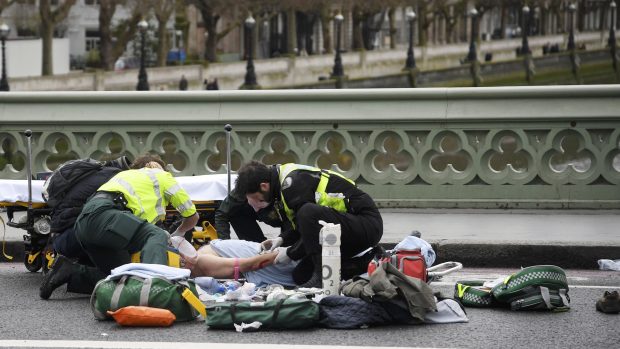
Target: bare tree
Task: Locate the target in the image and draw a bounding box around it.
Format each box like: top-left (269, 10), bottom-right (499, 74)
top-left (0, 0), bottom-right (15, 15)
top-left (39, 0), bottom-right (77, 76)
top-left (151, 0), bottom-right (175, 67)
top-left (435, 0), bottom-right (467, 44)
top-left (186, 0), bottom-right (245, 62)
top-left (99, 0), bottom-right (149, 71)
top-left (342, 0), bottom-right (391, 51)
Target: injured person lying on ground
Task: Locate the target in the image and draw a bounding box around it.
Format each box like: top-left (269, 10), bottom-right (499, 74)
top-left (178, 239), bottom-right (298, 288)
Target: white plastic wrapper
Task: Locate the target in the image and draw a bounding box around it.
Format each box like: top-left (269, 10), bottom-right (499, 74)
top-left (598, 259), bottom-right (620, 271)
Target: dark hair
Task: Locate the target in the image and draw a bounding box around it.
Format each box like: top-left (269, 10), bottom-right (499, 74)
top-left (235, 160), bottom-right (270, 195)
top-left (130, 153), bottom-right (166, 170)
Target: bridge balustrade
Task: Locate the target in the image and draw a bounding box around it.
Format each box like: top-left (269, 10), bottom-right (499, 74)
top-left (1, 86), bottom-right (619, 208)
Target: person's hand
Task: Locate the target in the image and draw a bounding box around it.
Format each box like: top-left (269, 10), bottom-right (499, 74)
top-left (260, 237), bottom-right (283, 253)
top-left (274, 247), bottom-right (292, 265)
top-left (180, 252), bottom-right (198, 271)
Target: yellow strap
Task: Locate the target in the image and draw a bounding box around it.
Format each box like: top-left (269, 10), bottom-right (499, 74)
top-left (45, 250), bottom-right (55, 269)
top-left (130, 250), bottom-right (181, 268)
top-left (181, 288), bottom-right (206, 318)
top-left (316, 171), bottom-right (330, 194)
top-left (167, 251), bottom-right (181, 268)
top-left (457, 283), bottom-right (470, 298)
top-left (0, 215), bottom-right (13, 261)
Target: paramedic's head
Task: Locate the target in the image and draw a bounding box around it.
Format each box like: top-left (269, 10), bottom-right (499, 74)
top-left (130, 153), bottom-right (166, 171)
top-left (235, 160), bottom-right (272, 211)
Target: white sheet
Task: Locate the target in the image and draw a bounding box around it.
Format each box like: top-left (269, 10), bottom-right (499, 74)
top-left (0, 173), bottom-right (237, 204)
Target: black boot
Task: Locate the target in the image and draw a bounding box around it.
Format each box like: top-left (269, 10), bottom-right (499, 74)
top-left (39, 255), bottom-right (77, 300)
top-left (297, 254), bottom-right (322, 289)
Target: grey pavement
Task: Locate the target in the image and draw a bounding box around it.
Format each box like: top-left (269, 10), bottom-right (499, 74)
top-left (2, 208), bottom-right (620, 269)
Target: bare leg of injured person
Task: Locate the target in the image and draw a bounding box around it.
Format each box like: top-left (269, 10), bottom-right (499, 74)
top-left (181, 245), bottom-right (278, 279)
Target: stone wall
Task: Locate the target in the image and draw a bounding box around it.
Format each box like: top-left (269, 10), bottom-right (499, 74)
top-left (6, 31), bottom-right (614, 91)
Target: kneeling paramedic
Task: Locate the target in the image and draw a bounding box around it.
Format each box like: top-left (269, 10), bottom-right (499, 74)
top-left (214, 189), bottom-right (282, 243)
top-left (234, 161), bottom-right (383, 288)
top-left (40, 154), bottom-right (198, 299)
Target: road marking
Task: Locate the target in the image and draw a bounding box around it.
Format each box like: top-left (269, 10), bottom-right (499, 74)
top-left (569, 285), bottom-right (620, 289)
top-left (0, 341), bottom-right (450, 349)
top-left (432, 281), bottom-right (620, 289)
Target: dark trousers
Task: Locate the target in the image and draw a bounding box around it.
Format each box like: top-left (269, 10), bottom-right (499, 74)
top-left (293, 202), bottom-right (383, 280)
top-left (229, 204), bottom-right (268, 243)
top-left (68, 197), bottom-right (169, 294)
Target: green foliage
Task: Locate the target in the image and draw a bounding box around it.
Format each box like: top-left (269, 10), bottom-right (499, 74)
top-left (86, 49), bottom-right (101, 68)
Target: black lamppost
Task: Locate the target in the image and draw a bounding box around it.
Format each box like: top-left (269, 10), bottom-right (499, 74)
top-left (521, 5), bottom-right (531, 55)
top-left (241, 14), bottom-right (259, 89)
top-left (467, 8), bottom-right (478, 63)
top-left (567, 3), bottom-right (581, 84)
top-left (522, 5), bottom-right (535, 84)
top-left (404, 9), bottom-right (417, 70)
top-left (136, 19), bottom-right (150, 91)
top-left (468, 8), bottom-right (482, 87)
top-left (610, 0), bottom-right (618, 80)
top-left (0, 23), bottom-right (10, 92)
top-left (567, 3), bottom-right (576, 52)
top-left (331, 12), bottom-right (345, 81)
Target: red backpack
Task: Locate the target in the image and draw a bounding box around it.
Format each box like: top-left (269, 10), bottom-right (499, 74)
top-left (367, 249), bottom-right (428, 282)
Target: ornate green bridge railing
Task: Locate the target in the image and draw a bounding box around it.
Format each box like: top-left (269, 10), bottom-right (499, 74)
top-left (1, 86), bottom-right (619, 208)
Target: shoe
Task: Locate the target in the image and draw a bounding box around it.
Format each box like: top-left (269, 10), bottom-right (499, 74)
top-left (595, 290), bottom-right (620, 314)
top-left (298, 270), bottom-right (322, 289)
top-left (39, 255), bottom-right (76, 300)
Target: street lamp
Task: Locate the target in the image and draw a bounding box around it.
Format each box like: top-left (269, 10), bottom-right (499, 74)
top-left (567, 3), bottom-right (581, 83)
top-left (467, 8), bottom-right (478, 63)
top-left (521, 5), bottom-right (531, 55)
top-left (0, 23), bottom-right (10, 92)
top-left (242, 14), bottom-right (259, 89)
top-left (176, 30), bottom-right (183, 48)
top-left (467, 8), bottom-right (482, 87)
top-left (567, 3), bottom-right (576, 52)
top-left (610, 0), bottom-right (618, 80)
top-left (331, 12), bottom-right (345, 81)
top-left (404, 9), bottom-right (417, 70)
top-left (522, 5), bottom-right (535, 84)
top-left (136, 19), bottom-right (150, 91)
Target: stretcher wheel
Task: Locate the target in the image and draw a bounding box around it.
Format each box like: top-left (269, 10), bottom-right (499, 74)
top-left (24, 251), bottom-right (43, 272)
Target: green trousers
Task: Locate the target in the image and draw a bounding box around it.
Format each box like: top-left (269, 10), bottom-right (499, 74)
top-left (68, 197), bottom-right (169, 294)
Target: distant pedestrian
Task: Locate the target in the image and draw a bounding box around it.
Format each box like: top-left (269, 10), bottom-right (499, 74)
top-left (206, 78), bottom-right (219, 90)
top-left (179, 75), bottom-right (188, 90)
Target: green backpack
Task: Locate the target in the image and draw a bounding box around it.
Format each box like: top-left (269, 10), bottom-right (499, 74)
top-left (454, 280), bottom-right (496, 308)
top-left (491, 265), bottom-right (570, 311)
top-left (90, 275), bottom-right (205, 322)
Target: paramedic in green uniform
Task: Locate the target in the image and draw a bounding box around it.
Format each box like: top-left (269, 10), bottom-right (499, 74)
top-left (40, 154), bottom-right (198, 299)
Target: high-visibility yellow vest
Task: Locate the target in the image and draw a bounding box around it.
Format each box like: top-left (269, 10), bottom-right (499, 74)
top-left (278, 163), bottom-right (354, 228)
top-left (98, 168), bottom-right (196, 223)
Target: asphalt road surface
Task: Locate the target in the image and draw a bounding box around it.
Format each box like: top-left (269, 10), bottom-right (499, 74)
top-left (0, 263), bottom-right (618, 349)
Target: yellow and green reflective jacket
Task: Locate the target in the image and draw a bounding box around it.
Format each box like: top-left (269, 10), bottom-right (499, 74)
top-left (98, 168), bottom-right (196, 223)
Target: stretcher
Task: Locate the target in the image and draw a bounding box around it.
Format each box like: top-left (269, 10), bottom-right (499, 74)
top-left (0, 175), bottom-right (236, 272)
top-left (1, 127), bottom-right (237, 273)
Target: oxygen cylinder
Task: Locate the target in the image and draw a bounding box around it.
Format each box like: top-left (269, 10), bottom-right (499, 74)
top-left (319, 220), bottom-right (341, 296)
